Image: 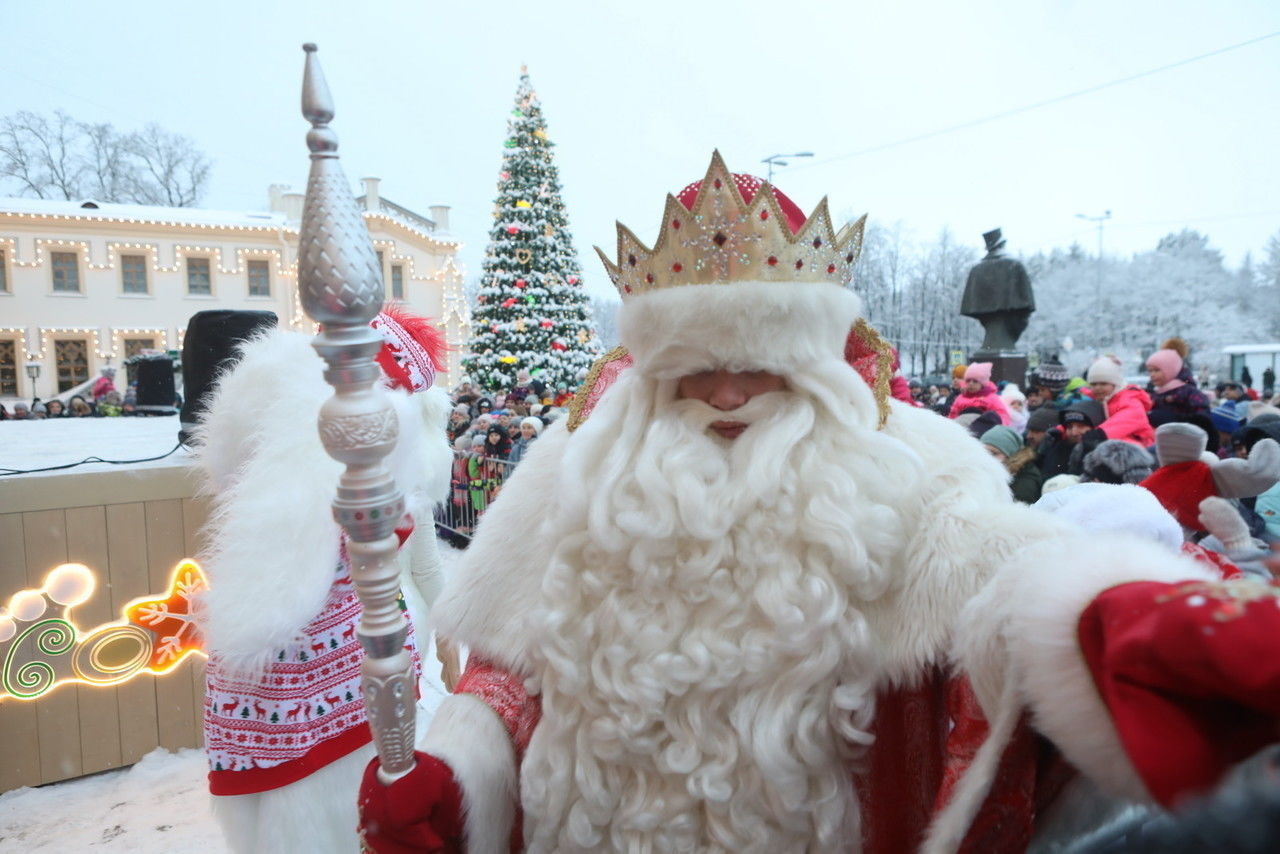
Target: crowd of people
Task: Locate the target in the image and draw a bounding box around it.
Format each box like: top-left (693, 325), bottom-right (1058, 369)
top-left (914, 339), bottom-right (1280, 539)
top-left (0, 367), bottom-right (142, 420)
top-left (436, 368), bottom-right (576, 540)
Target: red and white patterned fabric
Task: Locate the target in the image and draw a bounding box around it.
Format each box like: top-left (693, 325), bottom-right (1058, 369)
top-left (205, 535), bottom-right (422, 795)
top-left (371, 306), bottom-right (448, 393)
top-left (455, 657), bottom-right (542, 765)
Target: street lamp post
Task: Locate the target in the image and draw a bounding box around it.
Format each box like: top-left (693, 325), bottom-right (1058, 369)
top-left (1076, 210), bottom-right (1112, 343)
top-left (25, 362), bottom-right (41, 404)
top-left (762, 151), bottom-right (814, 182)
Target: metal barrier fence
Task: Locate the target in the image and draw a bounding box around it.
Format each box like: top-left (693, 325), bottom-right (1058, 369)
top-left (434, 451), bottom-right (517, 545)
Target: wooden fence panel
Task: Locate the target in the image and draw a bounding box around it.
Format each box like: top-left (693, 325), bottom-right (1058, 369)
top-left (22, 509), bottom-right (82, 785)
top-left (65, 505), bottom-right (124, 777)
top-left (106, 502), bottom-right (160, 767)
top-left (0, 512), bottom-right (41, 792)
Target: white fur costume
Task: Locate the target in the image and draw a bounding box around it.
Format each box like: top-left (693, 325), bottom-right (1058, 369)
top-left (423, 281), bottom-right (1214, 853)
top-left (194, 328), bottom-right (452, 853)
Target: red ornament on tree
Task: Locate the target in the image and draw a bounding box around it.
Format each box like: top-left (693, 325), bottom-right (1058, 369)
top-left (515, 279), bottom-right (527, 288)
top-left (501, 297), bottom-right (517, 308)
top-left (567, 275), bottom-right (579, 285)
top-left (506, 226), bottom-right (520, 235)
top-left (551, 340), bottom-right (567, 351)
top-left (540, 319), bottom-right (553, 329)
top-left (490, 324), bottom-right (499, 333)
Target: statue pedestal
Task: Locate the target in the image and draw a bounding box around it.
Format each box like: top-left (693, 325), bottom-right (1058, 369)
top-left (972, 350), bottom-right (1028, 388)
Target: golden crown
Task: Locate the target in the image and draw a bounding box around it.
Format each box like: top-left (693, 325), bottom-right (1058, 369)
top-left (595, 151), bottom-right (866, 298)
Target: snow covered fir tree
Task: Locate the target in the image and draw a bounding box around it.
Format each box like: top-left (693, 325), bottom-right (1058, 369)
top-left (464, 68), bottom-right (602, 392)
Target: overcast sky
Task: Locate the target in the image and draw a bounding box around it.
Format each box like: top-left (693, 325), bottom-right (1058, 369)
top-left (2, 1), bottom-right (1277, 300)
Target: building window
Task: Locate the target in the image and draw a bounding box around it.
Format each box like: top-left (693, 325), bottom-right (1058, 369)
top-left (391, 264), bottom-right (404, 299)
top-left (0, 249), bottom-right (8, 293)
top-left (124, 337), bottom-right (155, 359)
top-left (186, 257), bottom-right (212, 295)
top-left (51, 251), bottom-right (80, 292)
top-left (376, 250), bottom-right (385, 283)
top-left (247, 259), bottom-right (271, 296)
top-left (54, 338), bottom-right (89, 391)
top-left (121, 254), bottom-right (148, 294)
top-left (0, 340), bottom-right (16, 396)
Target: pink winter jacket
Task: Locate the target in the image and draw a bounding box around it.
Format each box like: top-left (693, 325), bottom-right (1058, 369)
top-left (947, 382), bottom-right (1011, 425)
top-left (1098, 385), bottom-right (1154, 447)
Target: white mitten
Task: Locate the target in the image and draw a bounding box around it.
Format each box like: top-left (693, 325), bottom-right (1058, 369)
top-left (1153, 422), bottom-right (1207, 466)
top-left (1198, 497), bottom-right (1252, 554)
top-left (1211, 438), bottom-right (1280, 499)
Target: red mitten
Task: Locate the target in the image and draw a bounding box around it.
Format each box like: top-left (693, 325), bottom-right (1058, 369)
top-left (358, 751), bottom-right (464, 854)
top-left (1078, 579), bottom-right (1280, 807)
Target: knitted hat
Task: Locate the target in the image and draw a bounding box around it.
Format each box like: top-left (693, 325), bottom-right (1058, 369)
top-left (1033, 360), bottom-right (1070, 391)
top-left (1210, 403), bottom-right (1245, 435)
top-left (1060, 398), bottom-right (1105, 428)
top-left (1026, 407), bottom-right (1059, 433)
top-left (964, 362), bottom-right (993, 384)
top-left (1082, 440), bottom-right (1155, 485)
top-left (370, 306), bottom-right (447, 393)
top-left (470, 433), bottom-right (486, 447)
top-left (1042, 473), bottom-right (1080, 494)
top-left (1145, 348), bottom-right (1183, 380)
top-left (980, 425), bottom-right (1023, 458)
top-left (1086, 356), bottom-right (1124, 387)
top-left (520, 416), bottom-right (543, 436)
top-left (966, 410), bottom-right (1003, 439)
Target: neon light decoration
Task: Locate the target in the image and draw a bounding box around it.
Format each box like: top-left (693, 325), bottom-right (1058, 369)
top-left (0, 560), bottom-right (207, 701)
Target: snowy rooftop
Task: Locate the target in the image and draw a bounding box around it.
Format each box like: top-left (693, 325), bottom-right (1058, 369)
top-left (0, 196), bottom-right (288, 230)
top-left (0, 416), bottom-right (192, 479)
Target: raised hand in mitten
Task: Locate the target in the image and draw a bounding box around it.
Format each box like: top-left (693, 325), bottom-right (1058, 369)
top-left (358, 751), bottom-right (464, 854)
top-left (1199, 497), bottom-right (1253, 555)
top-left (1212, 438), bottom-right (1280, 499)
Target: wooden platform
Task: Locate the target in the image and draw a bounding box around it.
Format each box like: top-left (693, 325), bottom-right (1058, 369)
top-left (0, 462), bottom-right (208, 792)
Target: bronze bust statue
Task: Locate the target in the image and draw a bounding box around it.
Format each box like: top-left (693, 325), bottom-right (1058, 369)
top-left (961, 228), bottom-right (1035, 351)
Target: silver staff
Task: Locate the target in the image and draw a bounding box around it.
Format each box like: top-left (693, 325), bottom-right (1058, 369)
top-left (296, 43), bottom-right (416, 782)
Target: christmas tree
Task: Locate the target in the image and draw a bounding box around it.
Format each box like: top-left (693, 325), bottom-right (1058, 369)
top-left (464, 68), bottom-right (602, 392)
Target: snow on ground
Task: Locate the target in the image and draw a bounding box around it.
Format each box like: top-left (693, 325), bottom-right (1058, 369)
top-left (0, 545), bottom-right (464, 852)
top-left (0, 416), bottom-right (190, 478)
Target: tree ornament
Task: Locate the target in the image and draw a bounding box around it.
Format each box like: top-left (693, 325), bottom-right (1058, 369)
top-left (533, 129), bottom-right (548, 140)
top-left (515, 318), bottom-right (527, 332)
top-left (502, 297), bottom-right (517, 308)
top-left (511, 109), bottom-right (523, 117)
top-left (567, 275), bottom-right (579, 285)
top-left (504, 139), bottom-right (517, 148)
top-left (506, 225), bottom-right (520, 235)
top-left (515, 248), bottom-right (533, 264)
top-left (499, 171), bottom-right (510, 180)
top-left (577, 328), bottom-right (590, 344)
top-left (544, 224), bottom-right (554, 238)
top-left (515, 200), bottom-right (531, 208)
top-left (490, 325), bottom-right (499, 333)
top-left (540, 319), bottom-right (554, 329)
top-left (525, 296), bottom-right (535, 304)
top-left (478, 295), bottom-right (487, 303)
top-left (515, 279), bottom-right (527, 288)
top-left (499, 355), bottom-right (518, 364)
top-left (550, 340), bottom-right (567, 351)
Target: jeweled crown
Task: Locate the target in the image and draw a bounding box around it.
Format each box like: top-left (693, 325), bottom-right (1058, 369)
top-left (595, 151), bottom-right (866, 298)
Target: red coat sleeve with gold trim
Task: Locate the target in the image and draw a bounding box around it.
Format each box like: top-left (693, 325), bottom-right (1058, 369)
top-left (1078, 578), bottom-right (1280, 807)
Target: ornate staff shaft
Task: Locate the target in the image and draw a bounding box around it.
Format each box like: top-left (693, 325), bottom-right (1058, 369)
top-left (296, 43), bottom-right (416, 782)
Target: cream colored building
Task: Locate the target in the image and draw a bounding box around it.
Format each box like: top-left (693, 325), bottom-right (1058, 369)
top-left (0, 178), bottom-right (471, 405)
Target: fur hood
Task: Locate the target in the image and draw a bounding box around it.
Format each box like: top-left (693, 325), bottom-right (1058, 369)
top-left (1005, 445), bottom-right (1038, 475)
top-left (192, 328), bottom-right (452, 665)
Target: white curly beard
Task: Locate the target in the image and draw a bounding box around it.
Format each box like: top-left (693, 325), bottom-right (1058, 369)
top-left (520, 363), bottom-right (923, 853)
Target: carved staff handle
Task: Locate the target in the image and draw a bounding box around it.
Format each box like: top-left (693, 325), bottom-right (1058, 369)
top-left (296, 43), bottom-right (416, 782)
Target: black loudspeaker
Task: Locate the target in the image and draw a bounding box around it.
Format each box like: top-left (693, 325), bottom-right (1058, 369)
top-left (179, 310), bottom-right (279, 446)
top-left (135, 358), bottom-right (177, 413)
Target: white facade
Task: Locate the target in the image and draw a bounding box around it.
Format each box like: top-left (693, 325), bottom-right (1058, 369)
top-left (0, 179), bottom-right (472, 403)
